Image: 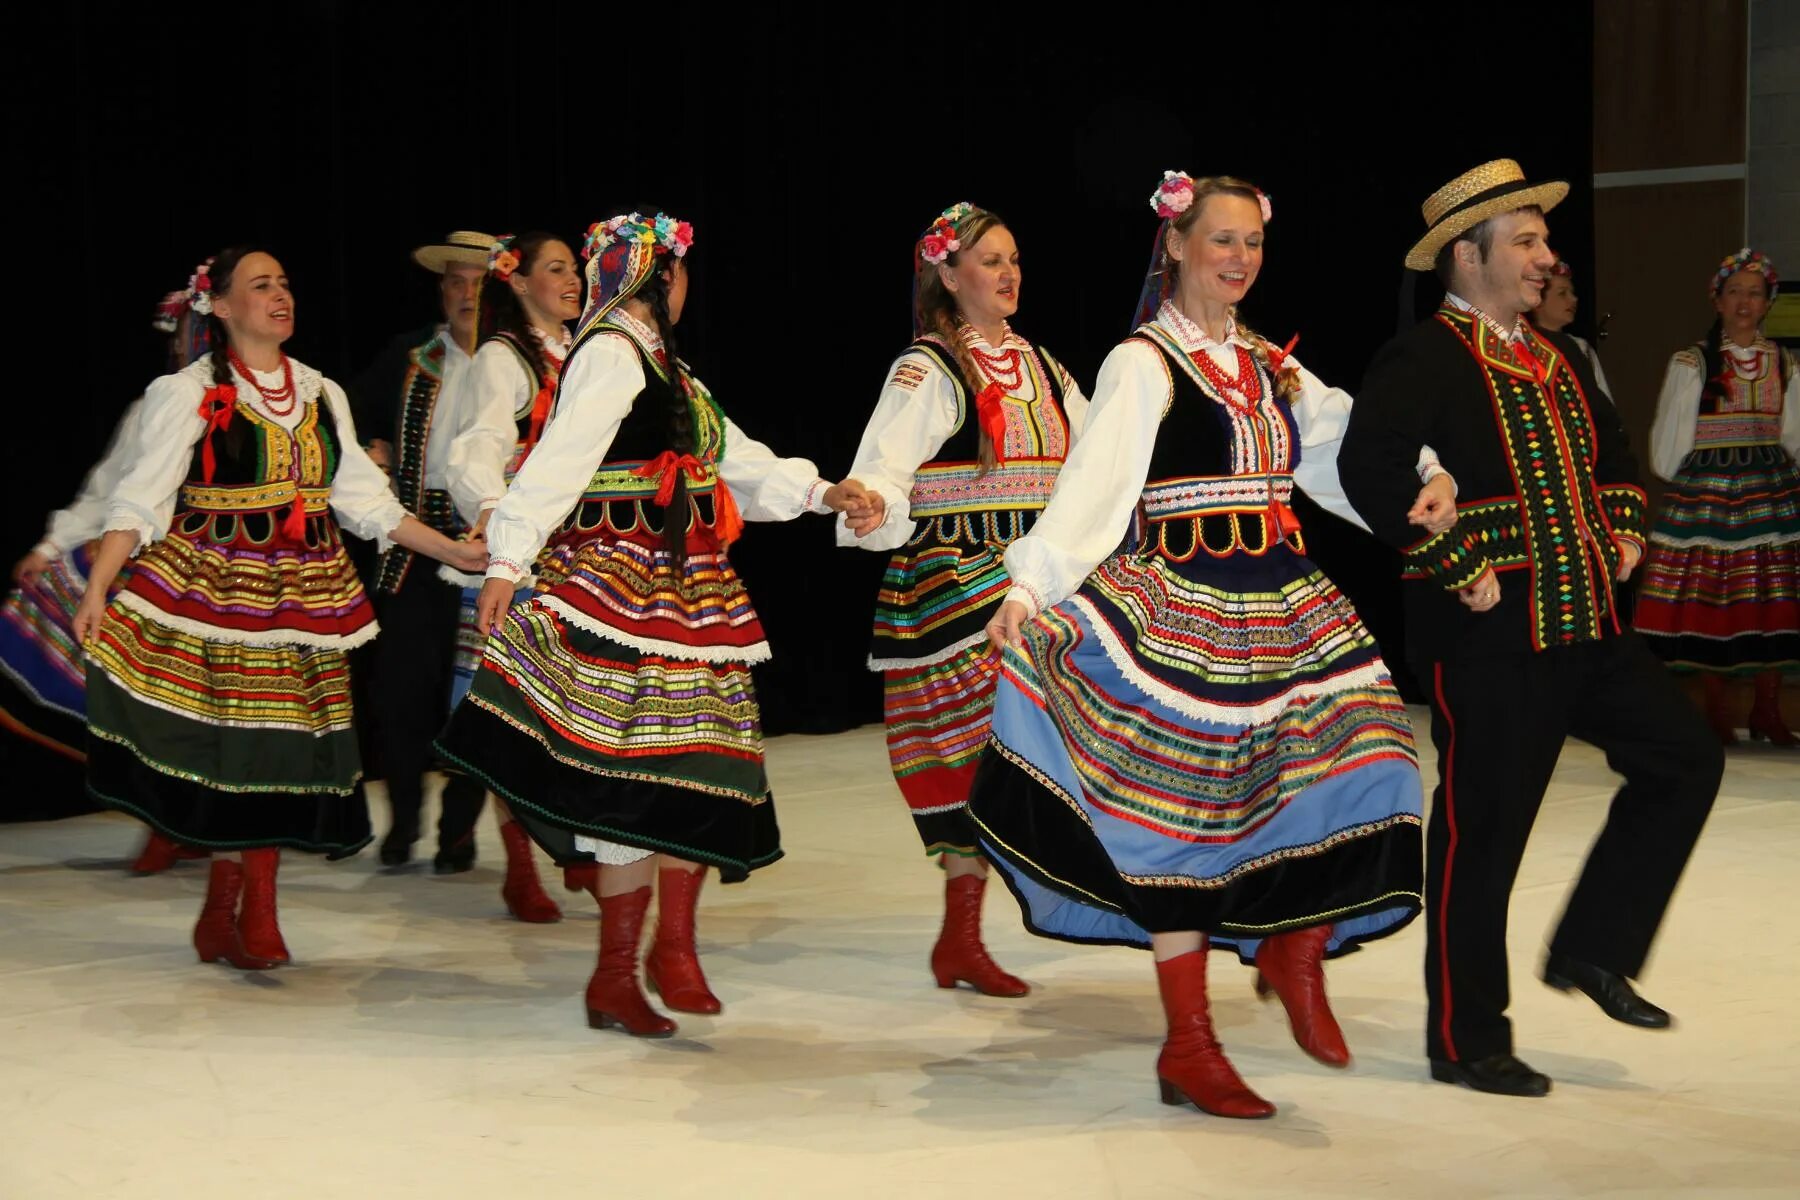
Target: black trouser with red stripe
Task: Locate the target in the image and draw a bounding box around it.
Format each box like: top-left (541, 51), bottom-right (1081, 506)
top-left (1416, 632), bottom-right (1721, 1063)
top-left (372, 562), bottom-right (486, 851)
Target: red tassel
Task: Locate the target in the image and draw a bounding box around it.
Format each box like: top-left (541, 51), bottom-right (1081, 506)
top-left (195, 384), bottom-right (238, 485)
top-left (281, 493), bottom-right (308, 543)
top-left (974, 383), bottom-right (1009, 465)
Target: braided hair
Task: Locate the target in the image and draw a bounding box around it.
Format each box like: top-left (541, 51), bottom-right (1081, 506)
top-left (634, 262), bottom-right (694, 564)
top-left (914, 208), bottom-right (1008, 470)
top-left (201, 245), bottom-right (267, 390)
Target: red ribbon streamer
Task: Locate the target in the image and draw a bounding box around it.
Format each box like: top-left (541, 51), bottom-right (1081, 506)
top-left (524, 385), bottom-right (555, 455)
top-left (974, 382), bottom-right (1009, 465)
top-left (195, 384), bottom-right (238, 485)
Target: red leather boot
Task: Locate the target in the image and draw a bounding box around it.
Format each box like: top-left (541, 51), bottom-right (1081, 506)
top-left (585, 886), bottom-right (677, 1037)
top-left (1155, 949), bottom-right (1275, 1118)
top-left (193, 859), bottom-right (276, 970)
top-left (929, 874), bottom-right (1029, 997)
top-left (563, 863), bottom-right (599, 899)
top-left (646, 866), bottom-right (721, 1014)
top-left (239, 848), bottom-right (291, 965)
top-left (1748, 671), bottom-right (1797, 746)
top-left (131, 832), bottom-right (206, 875)
top-left (498, 820), bottom-right (562, 923)
top-left (1254, 925), bottom-right (1349, 1066)
top-left (1702, 673), bottom-right (1739, 745)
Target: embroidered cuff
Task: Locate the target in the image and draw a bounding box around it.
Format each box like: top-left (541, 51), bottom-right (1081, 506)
top-left (1402, 525), bottom-right (1493, 591)
top-left (1598, 483), bottom-right (1648, 547)
top-left (479, 497), bottom-right (501, 513)
top-left (486, 556), bottom-right (526, 584)
top-left (31, 540), bottom-right (58, 561)
top-left (1420, 463), bottom-right (1458, 497)
top-left (804, 478), bottom-right (833, 515)
top-left (1007, 581), bottom-right (1047, 617)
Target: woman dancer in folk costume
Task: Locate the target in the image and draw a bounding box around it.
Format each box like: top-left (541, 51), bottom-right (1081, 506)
top-left (437, 212), bottom-right (879, 1036)
top-left (843, 201), bottom-right (1088, 997)
top-left (73, 246), bottom-right (487, 970)
top-left (974, 173), bottom-right (1452, 1117)
top-left (2, 276), bottom-right (205, 874)
top-left (1634, 248), bottom-right (1800, 744)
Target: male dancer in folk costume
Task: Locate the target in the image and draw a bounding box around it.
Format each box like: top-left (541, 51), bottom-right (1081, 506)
top-left (355, 231), bottom-right (494, 872)
top-left (1340, 160), bottom-right (1723, 1097)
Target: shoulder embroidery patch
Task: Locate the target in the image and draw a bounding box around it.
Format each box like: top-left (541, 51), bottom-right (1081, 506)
top-left (889, 359), bottom-right (930, 393)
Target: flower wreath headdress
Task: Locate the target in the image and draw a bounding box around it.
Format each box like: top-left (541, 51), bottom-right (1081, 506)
top-left (1712, 246), bottom-right (1779, 299)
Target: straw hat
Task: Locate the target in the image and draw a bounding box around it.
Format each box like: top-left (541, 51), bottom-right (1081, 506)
top-left (1404, 160), bottom-right (1568, 272)
top-left (411, 230), bottom-right (495, 273)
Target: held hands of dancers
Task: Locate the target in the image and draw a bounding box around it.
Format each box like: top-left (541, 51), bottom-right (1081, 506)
top-left (1408, 473), bottom-right (1458, 536)
top-left (387, 515), bottom-right (488, 577)
top-left (826, 478), bottom-right (886, 536)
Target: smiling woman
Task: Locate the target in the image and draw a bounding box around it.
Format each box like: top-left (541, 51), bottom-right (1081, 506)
top-left (70, 246), bottom-right (488, 973)
top-left (839, 201), bottom-right (1091, 1001)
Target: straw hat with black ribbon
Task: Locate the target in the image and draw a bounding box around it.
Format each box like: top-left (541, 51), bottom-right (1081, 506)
top-left (1404, 160), bottom-right (1569, 272)
top-left (412, 230), bottom-right (495, 273)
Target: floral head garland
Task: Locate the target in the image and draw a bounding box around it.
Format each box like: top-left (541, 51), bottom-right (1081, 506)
top-left (918, 202), bottom-right (975, 266)
top-left (575, 211), bottom-right (696, 339)
top-left (185, 257), bottom-right (219, 316)
top-left (152, 289), bottom-right (189, 333)
top-left (488, 233), bottom-right (522, 281)
top-left (1150, 170), bottom-right (1272, 223)
top-left (1550, 258), bottom-right (1572, 277)
top-left (1134, 171), bottom-right (1271, 329)
top-left (1711, 246), bottom-right (1779, 299)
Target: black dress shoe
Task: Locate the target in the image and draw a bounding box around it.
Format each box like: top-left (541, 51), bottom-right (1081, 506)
top-left (1543, 953), bottom-right (1672, 1028)
top-left (1430, 1054), bottom-right (1552, 1097)
top-left (433, 836), bottom-right (476, 875)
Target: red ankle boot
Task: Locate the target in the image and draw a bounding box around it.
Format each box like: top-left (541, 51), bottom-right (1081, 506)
top-left (132, 832), bottom-right (183, 875)
top-left (1155, 949), bottom-right (1275, 1119)
top-left (239, 848), bottom-right (290, 965)
top-left (929, 874), bottom-right (1029, 997)
top-left (1748, 671), bottom-right (1797, 746)
top-left (585, 886), bottom-right (677, 1037)
top-left (646, 866), bottom-right (721, 1014)
top-left (193, 860), bottom-right (276, 971)
top-left (563, 863), bottom-right (599, 899)
top-left (1702, 674), bottom-right (1739, 745)
top-left (498, 820), bottom-right (562, 923)
top-left (1254, 925), bottom-right (1349, 1066)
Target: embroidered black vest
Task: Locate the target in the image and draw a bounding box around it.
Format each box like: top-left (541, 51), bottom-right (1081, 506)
top-left (375, 332), bottom-right (461, 593)
top-left (1431, 308), bottom-right (1626, 650)
top-left (908, 336), bottom-right (1069, 463)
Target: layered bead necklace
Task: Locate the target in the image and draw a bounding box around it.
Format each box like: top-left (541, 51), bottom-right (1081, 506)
top-left (228, 348), bottom-right (298, 417)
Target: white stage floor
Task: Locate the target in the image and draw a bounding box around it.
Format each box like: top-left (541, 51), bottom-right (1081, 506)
top-left (2, 714), bottom-right (1797, 1198)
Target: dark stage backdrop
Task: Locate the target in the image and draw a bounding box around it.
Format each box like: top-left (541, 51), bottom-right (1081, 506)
top-left (7, 3), bottom-right (1594, 735)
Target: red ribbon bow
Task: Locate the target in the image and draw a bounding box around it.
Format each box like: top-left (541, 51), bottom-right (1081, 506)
top-left (523, 385), bottom-right (556, 455)
top-left (196, 384), bottom-right (238, 485)
top-left (632, 451), bottom-right (744, 548)
top-left (1511, 339), bottom-right (1552, 389)
top-left (974, 382), bottom-right (1009, 465)
top-left (1265, 332), bottom-right (1301, 376)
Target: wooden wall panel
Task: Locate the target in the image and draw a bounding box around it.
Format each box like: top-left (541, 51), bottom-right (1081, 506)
top-left (1593, 0), bottom-right (1748, 172)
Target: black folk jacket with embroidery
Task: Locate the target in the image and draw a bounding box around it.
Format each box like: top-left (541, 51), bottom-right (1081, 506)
top-left (1341, 308), bottom-right (1648, 662)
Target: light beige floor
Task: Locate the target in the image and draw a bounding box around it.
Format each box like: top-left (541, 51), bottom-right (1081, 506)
top-left (2, 714), bottom-right (1796, 1199)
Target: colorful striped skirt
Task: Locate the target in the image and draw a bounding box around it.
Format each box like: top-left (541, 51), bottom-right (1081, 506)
top-left (872, 509), bottom-right (1033, 856)
top-left (969, 534), bottom-right (1424, 962)
top-left (1634, 443), bottom-right (1800, 673)
top-left (0, 546), bottom-right (94, 769)
top-left (84, 514), bottom-right (373, 856)
top-left (436, 523), bottom-right (781, 882)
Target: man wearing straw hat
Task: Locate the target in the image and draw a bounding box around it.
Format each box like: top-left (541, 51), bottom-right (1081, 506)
top-left (351, 231), bottom-right (495, 871)
top-left (1340, 162), bottom-right (1722, 1098)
